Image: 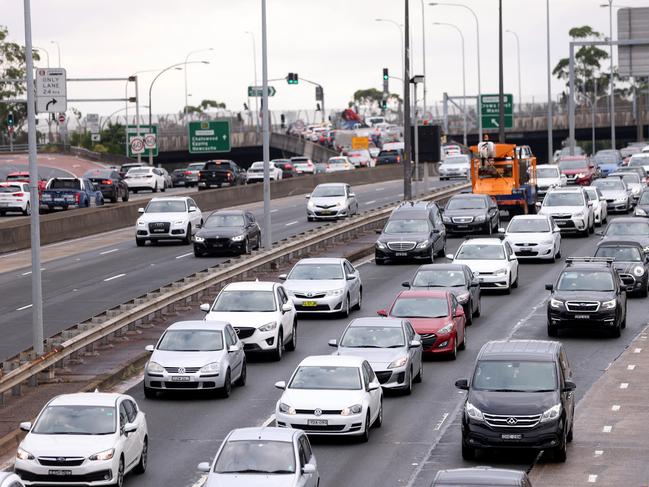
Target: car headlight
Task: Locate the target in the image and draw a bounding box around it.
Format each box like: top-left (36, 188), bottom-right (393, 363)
top-left (17, 447), bottom-right (34, 460)
top-left (146, 361), bottom-right (164, 374)
top-left (644, 246), bottom-right (649, 254)
top-left (326, 289), bottom-right (344, 296)
top-left (438, 323), bottom-right (454, 335)
top-left (465, 402), bottom-right (484, 422)
top-left (416, 240), bottom-right (430, 249)
top-left (341, 404), bottom-right (363, 416)
top-left (576, 172), bottom-right (585, 178)
top-left (615, 197), bottom-right (627, 203)
top-left (259, 321), bottom-right (277, 332)
top-left (388, 356), bottom-right (408, 369)
top-left (376, 241), bottom-right (387, 249)
top-left (633, 265), bottom-right (645, 277)
top-left (456, 292), bottom-right (470, 303)
top-left (442, 216), bottom-right (452, 223)
top-left (602, 299), bottom-right (616, 309)
top-left (474, 214), bottom-right (486, 223)
top-left (540, 404), bottom-right (562, 423)
top-left (494, 268), bottom-right (508, 276)
top-left (540, 238), bottom-right (555, 245)
top-left (199, 362), bottom-right (220, 374)
top-left (194, 235), bottom-right (204, 243)
top-left (550, 298), bottom-right (563, 309)
top-left (307, 201), bottom-right (315, 209)
top-left (231, 234), bottom-right (245, 242)
top-left (279, 402), bottom-right (296, 415)
top-left (89, 448), bottom-right (115, 461)
top-left (635, 208), bottom-right (647, 216)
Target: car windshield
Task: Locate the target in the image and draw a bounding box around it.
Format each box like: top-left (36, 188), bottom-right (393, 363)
top-left (595, 246), bottom-right (642, 262)
top-left (288, 263), bottom-right (343, 280)
top-left (157, 330), bottom-right (224, 351)
top-left (412, 270), bottom-right (466, 287)
top-left (249, 162), bottom-right (264, 170)
top-left (312, 186), bottom-right (345, 197)
top-left (606, 221), bottom-right (649, 236)
top-left (456, 244), bottom-right (505, 260)
top-left (204, 215), bottom-right (245, 228)
top-left (556, 270), bottom-right (615, 291)
top-left (613, 173), bottom-right (640, 184)
top-left (443, 156), bottom-right (469, 165)
top-left (543, 192), bottom-right (584, 207)
top-left (594, 154), bottom-right (618, 163)
top-left (212, 290), bottom-right (276, 312)
top-left (559, 160), bottom-right (588, 170)
top-left (379, 150), bottom-right (399, 157)
top-left (472, 361), bottom-right (557, 392)
top-left (537, 167), bottom-right (560, 178)
top-left (289, 365), bottom-right (362, 390)
top-left (49, 179), bottom-right (81, 190)
top-left (214, 440), bottom-right (296, 474)
top-left (390, 297), bottom-right (449, 318)
top-left (593, 179), bottom-right (625, 190)
top-left (383, 219), bottom-right (430, 234)
top-left (507, 218), bottom-right (550, 233)
top-left (188, 163), bottom-right (205, 169)
top-left (446, 198), bottom-right (486, 210)
top-left (145, 201), bottom-right (186, 213)
top-left (340, 326), bottom-right (405, 348)
top-left (630, 157), bottom-right (649, 166)
top-left (640, 192), bottom-right (649, 204)
top-left (32, 405), bottom-right (116, 435)
top-left (329, 158), bottom-right (346, 164)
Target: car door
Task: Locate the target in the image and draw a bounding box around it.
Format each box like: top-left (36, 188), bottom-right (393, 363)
top-left (464, 266), bottom-right (480, 313)
top-left (487, 198), bottom-right (499, 226)
top-left (224, 325), bottom-right (243, 378)
top-left (450, 294), bottom-right (465, 343)
top-left (429, 206), bottom-right (446, 252)
top-left (346, 185), bottom-right (357, 213)
top-left (298, 434), bottom-right (318, 487)
top-left (404, 321), bottom-right (422, 373)
top-left (558, 347), bottom-right (575, 433)
top-left (118, 400), bottom-right (139, 469)
top-left (362, 361), bottom-right (381, 422)
top-left (549, 216), bottom-right (561, 253)
top-left (123, 399), bottom-right (145, 464)
top-left (245, 212), bottom-right (258, 244)
top-left (276, 285), bottom-right (293, 343)
top-left (188, 198), bottom-right (202, 228)
top-left (504, 242), bottom-right (518, 281)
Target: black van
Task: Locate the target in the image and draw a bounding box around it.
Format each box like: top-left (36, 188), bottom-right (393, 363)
top-left (432, 467), bottom-right (532, 487)
top-left (455, 340), bottom-right (576, 462)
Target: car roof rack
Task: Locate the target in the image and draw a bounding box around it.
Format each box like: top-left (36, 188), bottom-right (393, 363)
top-left (565, 257), bottom-right (614, 266)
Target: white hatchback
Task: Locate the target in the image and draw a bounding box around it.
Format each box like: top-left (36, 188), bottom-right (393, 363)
top-left (124, 167), bottom-right (167, 193)
top-left (0, 181), bottom-right (31, 216)
top-left (449, 238), bottom-right (519, 293)
top-left (504, 215), bottom-right (561, 261)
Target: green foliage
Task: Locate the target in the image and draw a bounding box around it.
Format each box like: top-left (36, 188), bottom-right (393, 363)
top-left (182, 99), bottom-right (227, 116)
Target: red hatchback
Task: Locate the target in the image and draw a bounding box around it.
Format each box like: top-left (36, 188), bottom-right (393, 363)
top-left (378, 290), bottom-right (466, 359)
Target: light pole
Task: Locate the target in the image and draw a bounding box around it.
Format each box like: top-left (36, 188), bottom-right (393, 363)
top-left (261, 0), bottom-right (272, 249)
top-left (420, 0), bottom-right (428, 119)
top-left (546, 0), bottom-right (553, 160)
top-left (244, 31), bottom-right (259, 130)
top-left (50, 40), bottom-right (61, 67)
top-left (506, 30), bottom-right (522, 115)
top-left (600, 1), bottom-right (621, 150)
top-left (32, 46), bottom-right (49, 67)
top-left (433, 22), bottom-right (467, 146)
top-left (430, 2), bottom-right (482, 141)
top-left (375, 18), bottom-right (405, 88)
top-left (183, 48), bottom-right (214, 120)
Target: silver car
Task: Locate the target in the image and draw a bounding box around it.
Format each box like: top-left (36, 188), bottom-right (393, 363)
top-left (198, 427), bottom-right (319, 487)
top-left (329, 317), bottom-right (423, 394)
top-left (592, 178), bottom-right (632, 212)
top-left (306, 183), bottom-right (359, 221)
top-left (280, 258), bottom-right (362, 316)
top-left (143, 320), bottom-right (246, 398)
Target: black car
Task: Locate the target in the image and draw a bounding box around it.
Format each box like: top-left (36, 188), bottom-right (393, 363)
top-left (119, 162), bottom-right (145, 179)
top-left (595, 240), bottom-right (649, 297)
top-left (634, 188), bottom-right (649, 217)
top-left (170, 168), bottom-right (188, 187)
top-left (545, 257), bottom-right (627, 337)
top-left (198, 160), bottom-right (246, 190)
top-left (598, 217), bottom-right (649, 251)
top-left (193, 210), bottom-right (261, 256)
top-left (403, 263), bottom-right (481, 325)
top-left (432, 467), bottom-right (533, 487)
top-left (82, 169), bottom-right (129, 203)
top-left (455, 340), bottom-right (576, 462)
top-left (271, 159), bottom-right (296, 178)
top-left (375, 149), bottom-right (401, 165)
top-left (375, 201), bottom-right (447, 264)
top-left (442, 194), bottom-right (500, 234)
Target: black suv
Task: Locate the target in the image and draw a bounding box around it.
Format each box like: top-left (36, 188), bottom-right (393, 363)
top-left (442, 193), bottom-right (500, 234)
top-left (545, 257), bottom-right (627, 337)
top-left (455, 340), bottom-right (576, 462)
top-left (375, 201), bottom-right (446, 264)
top-left (595, 240), bottom-right (649, 297)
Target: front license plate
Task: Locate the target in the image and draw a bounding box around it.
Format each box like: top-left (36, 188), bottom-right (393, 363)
top-left (556, 221), bottom-right (566, 226)
top-left (152, 228), bottom-right (166, 233)
top-left (171, 376), bottom-right (190, 381)
top-left (395, 252), bottom-right (408, 257)
top-left (456, 224), bottom-right (469, 229)
top-left (48, 470), bottom-right (72, 476)
top-left (320, 211), bottom-right (334, 215)
top-left (520, 247), bottom-right (532, 252)
top-left (501, 433), bottom-right (522, 440)
top-left (307, 419), bottom-right (328, 426)
top-left (302, 301), bottom-right (317, 307)
top-left (575, 314), bottom-right (590, 319)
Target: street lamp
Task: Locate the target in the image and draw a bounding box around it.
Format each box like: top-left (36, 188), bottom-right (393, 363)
top-left (433, 22), bottom-right (467, 145)
top-left (420, 0), bottom-right (428, 119)
top-left (375, 18), bottom-right (405, 87)
top-left (50, 40), bottom-right (61, 67)
top-left (244, 31), bottom-right (259, 130)
top-left (32, 46), bottom-right (49, 67)
top-left (546, 0), bottom-right (552, 161)
top-left (429, 2), bottom-right (482, 141)
top-left (184, 48), bottom-right (214, 119)
top-left (505, 30), bottom-right (522, 115)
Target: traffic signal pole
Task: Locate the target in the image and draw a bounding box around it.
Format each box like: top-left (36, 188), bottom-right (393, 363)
top-left (261, 0), bottom-right (272, 249)
top-left (403, 0), bottom-right (413, 201)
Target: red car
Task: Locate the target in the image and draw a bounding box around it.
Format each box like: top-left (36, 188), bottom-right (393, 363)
top-left (378, 290), bottom-right (466, 359)
top-left (5, 172), bottom-right (47, 192)
top-left (557, 156), bottom-right (597, 185)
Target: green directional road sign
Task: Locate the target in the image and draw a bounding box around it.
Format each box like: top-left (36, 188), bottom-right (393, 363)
top-left (188, 120), bottom-right (231, 154)
top-left (127, 124), bottom-right (158, 158)
top-left (480, 94), bottom-right (513, 129)
top-left (247, 85), bottom-right (276, 97)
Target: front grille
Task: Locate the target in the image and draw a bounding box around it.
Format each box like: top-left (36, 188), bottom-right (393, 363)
top-left (148, 221), bottom-right (170, 233)
top-left (483, 413), bottom-right (542, 428)
top-left (294, 292), bottom-right (326, 299)
top-left (163, 381), bottom-right (199, 389)
top-left (375, 371), bottom-right (393, 384)
top-left (233, 327), bottom-right (256, 339)
top-left (514, 243), bottom-right (538, 247)
top-left (295, 409), bottom-right (342, 415)
top-left (290, 423), bottom-right (346, 432)
top-left (316, 204), bottom-right (336, 209)
top-left (16, 469), bottom-right (112, 483)
top-left (452, 216), bottom-right (474, 223)
top-left (206, 238), bottom-right (231, 247)
top-left (565, 301), bottom-right (600, 312)
top-left (387, 241), bottom-right (416, 251)
top-left (295, 304), bottom-right (331, 311)
top-left (38, 457), bottom-right (85, 467)
top-left (420, 333), bottom-right (437, 347)
top-left (619, 274), bottom-right (636, 287)
top-left (552, 214), bottom-right (573, 219)
top-left (164, 367), bottom-right (200, 373)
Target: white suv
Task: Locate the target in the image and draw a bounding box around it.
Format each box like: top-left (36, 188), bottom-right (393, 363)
top-left (538, 187), bottom-right (594, 236)
top-left (202, 281), bottom-right (297, 361)
top-left (135, 196), bottom-right (203, 246)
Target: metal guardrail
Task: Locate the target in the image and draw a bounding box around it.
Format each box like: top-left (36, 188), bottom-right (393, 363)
top-left (0, 182), bottom-right (468, 403)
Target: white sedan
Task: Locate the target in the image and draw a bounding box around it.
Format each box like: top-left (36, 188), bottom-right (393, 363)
top-left (15, 392), bottom-right (148, 486)
top-left (504, 215), bottom-right (561, 261)
top-left (135, 196), bottom-right (203, 246)
top-left (326, 156), bottom-right (354, 173)
top-left (584, 186), bottom-right (608, 226)
top-left (0, 181), bottom-right (31, 216)
top-left (275, 355), bottom-right (383, 442)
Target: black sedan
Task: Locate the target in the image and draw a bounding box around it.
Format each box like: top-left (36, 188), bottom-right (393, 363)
top-left (193, 210), bottom-right (262, 257)
top-left (598, 217), bottom-right (649, 252)
top-left (595, 240), bottom-right (649, 297)
top-left (170, 169), bottom-right (188, 187)
top-left (271, 159), bottom-right (296, 178)
top-left (442, 193), bottom-right (500, 234)
top-left (82, 169), bottom-right (129, 203)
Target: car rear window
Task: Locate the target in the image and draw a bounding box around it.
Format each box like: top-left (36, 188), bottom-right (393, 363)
top-left (49, 179), bottom-right (81, 190)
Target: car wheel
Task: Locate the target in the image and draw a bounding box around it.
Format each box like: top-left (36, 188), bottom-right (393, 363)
top-left (272, 329), bottom-right (283, 361)
top-left (143, 384), bottom-right (156, 399)
top-left (374, 400), bottom-right (383, 428)
top-left (473, 298), bottom-right (481, 317)
top-left (414, 359), bottom-right (423, 383)
top-left (153, 183), bottom-right (158, 193)
top-left (403, 366), bottom-right (413, 395)
top-left (461, 442), bottom-right (476, 461)
top-left (244, 238), bottom-right (251, 255)
top-left (182, 224), bottom-right (191, 245)
top-left (236, 359), bottom-right (247, 386)
top-left (360, 412), bottom-right (371, 443)
top-left (110, 194), bottom-right (118, 203)
top-left (602, 214), bottom-right (607, 224)
top-left (133, 437), bottom-right (148, 474)
top-left (0, 210), bottom-right (5, 216)
top-left (285, 321), bottom-right (297, 351)
top-left (341, 295), bottom-right (350, 317)
top-left (458, 328), bottom-right (466, 351)
top-left (112, 457), bottom-right (124, 487)
top-left (161, 182), bottom-right (166, 192)
top-left (436, 239), bottom-right (446, 258)
top-left (353, 288), bottom-right (362, 311)
top-left (611, 322), bottom-right (622, 338)
top-left (136, 238), bottom-right (146, 247)
top-left (567, 423), bottom-right (574, 443)
top-left (504, 276), bottom-right (512, 295)
top-left (465, 303), bottom-right (473, 326)
top-left (512, 272), bottom-right (519, 288)
top-left (122, 190), bottom-right (129, 202)
top-left (219, 369), bottom-right (232, 398)
top-left (193, 247), bottom-right (204, 257)
top-left (547, 321), bottom-right (559, 337)
top-left (448, 335), bottom-right (458, 360)
top-left (588, 218), bottom-right (595, 233)
top-left (552, 426), bottom-right (568, 462)
top-left (639, 281), bottom-right (649, 298)
top-left (307, 216), bottom-right (314, 222)
top-left (556, 248), bottom-right (562, 259)
top-left (375, 257), bottom-right (385, 265)
top-left (22, 202), bottom-right (31, 216)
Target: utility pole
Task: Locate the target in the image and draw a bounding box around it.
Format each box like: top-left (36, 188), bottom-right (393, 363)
top-left (403, 0), bottom-right (413, 201)
top-left (546, 0), bottom-right (553, 161)
top-left (498, 0), bottom-right (505, 143)
top-left (261, 0), bottom-right (272, 249)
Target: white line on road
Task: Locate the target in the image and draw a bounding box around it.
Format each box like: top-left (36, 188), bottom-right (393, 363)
top-left (594, 450), bottom-right (604, 456)
top-left (189, 474), bottom-right (207, 487)
top-left (627, 364), bottom-right (636, 370)
top-left (103, 273), bottom-right (126, 282)
top-left (285, 220), bottom-right (299, 226)
top-left (434, 412), bottom-right (449, 431)
top-left (588, 474), bottom-right (598, 483)
top-left (100, 248), bottom-right (119, 255)
top-left (271, 209), bottom-right (279, 213)
top-left (16, 304), bottom-right (32, 311)
top-left (611, 404), bottom-right (621, 411)
top-left (375, 187), bottom-right (384, 191)
top-left (21, 268), bottom-right (45, 276)
top-left (176, 252), bottom-right (194, 259)
top-left (620, 382), bottom-right (629, 389)
top-left (364, 200), bottom-right (376, 205)
top-left (261, 414), bottom-right (276, 427)
top-left (602, 425), bottom-right (612, 433)
top-left (634, 348), bottom-right (642, 353)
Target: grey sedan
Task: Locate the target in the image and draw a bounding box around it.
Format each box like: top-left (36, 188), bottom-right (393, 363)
top-left (143, 320), bottom-right (246, 398)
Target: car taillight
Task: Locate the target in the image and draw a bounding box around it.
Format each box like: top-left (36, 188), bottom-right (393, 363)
top-left (184, 171), bottom-right (192, 175)
top-left (307, 161), bottom-right (313, 167)
top-left (75, 193), bottom-right (81, 203)
top-left (396, 156), bottom-right (401, 162)
top-left (286, 164), bottom-right (293, 169)
top-left (227, 172), bottom-right (233, 180)
top-left (12, 192), bottom-right (24, 197)
top-left (101, 180), bottom-right (113, 185)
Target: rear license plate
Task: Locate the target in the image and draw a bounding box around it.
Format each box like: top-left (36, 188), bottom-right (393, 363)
top-left (302, 301), bottom-right (317, 307)
top-left (501, 433), bottom-right (522, 440)
top-left (575, 314), bottom-right (590, 319)
top-left (307, 419), bottom-right (328, 426)
top-left (48, 470), bottom-right (72, 476)
top-left (395, 252), bottom-right (408, 257)
top-left (171, 376), bottom-right (190, 381)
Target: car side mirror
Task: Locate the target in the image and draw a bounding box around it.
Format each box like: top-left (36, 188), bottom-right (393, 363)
top-left (274, 380), bottom-right (287, 390)
top-left (346, 274), bottom-right (356, 280)
top-left (368, 382), bottom-right (380, 391)
top-left (302, 463), bottom-right (317, 475)
top-left (349, 193), bottom-right (356, 198)
top-left (19, 421), bottom-right (32, 432)
top-left (401, 281), bottom-right (411, 288)
top-left (509, 255), bottom-right (517, 261)
top-left (228, 344), bottom-right (241, 353)
top-left (454, 307), bottom-right (465, 318)
top-left (304, 194), bottom-right (311, 199)
top-left (197, 462), bottom-right (211, 473)
top-left (587, 201), bottom-right (594, 207)
top-left (596, 231), bottom-right (604, 236)
top-left (376, 309), bottom-right (388, 317)
top-left (278, 273), bottom-right (288, 281)
top-left (328, 339), bottom-right (338, 347)
top-left (195, 223), bottom-right (202, 229)
top-left (375, 229), bottom-right (382, 234)
top-left (455, 378), bottom-right (469, 391)
top-left (200, 303), bottom-right (211, 312)
top-left (535, 202), bottom-right (542, 210)
top-left (562, 380), bottom-right (576, 392)
top-left (409, 339), bottom-right (422, 349)
top-left (138, 208), bottom-right (145, 214)
top-left (145, 345), bottom-right (154, 352)
top-left (189, 206), bottom-right (197, 212)
top-left (471, 280), bottom-right (479, 287)
top-left (498, 227), bottom-right (505, 233)
top-left (545, 283), bottom-right (554, 291)
top-left (281, 303), bottom-right (292, 313)
top-left (124, 422), bottom-right (137, 435)
top-left (445, 253), bottom-right (454, 260)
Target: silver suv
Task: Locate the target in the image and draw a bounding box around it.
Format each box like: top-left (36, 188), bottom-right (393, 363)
top-left (538, 187), bottom-right (594, 236)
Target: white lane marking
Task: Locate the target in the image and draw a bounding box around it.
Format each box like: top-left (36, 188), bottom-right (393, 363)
top-left (16, 304), bottom-right (33, 311)
top-left (634, 348), bottom-right (642, 353)
top-left (261, 414), bottom-right (276, 427)
top-left (270, 209), bottom-right (279, 213)
top-left (100, 248), bottom-right (119, 255)
top-left (285, 220), bottom-right (298, 226)
top-left (364, 200), bottom-right (376, 205)
top-left (611, 404), bottom-right (621, 411)
top-left (176, 252), bottom-right (193, 259)
top-left (620, 382), bottom-right (629, 389)
top-left (189, 474), bottom-right (207, 487)
top-left (594, 450), bottom-right (604, 456)
top-left (103, 273), bottom-right (126, 282)
top-left (588, 474), bottom-right (598, 483)
top-left (602, 425), bottom-right (612, 433)
top-left (433, 412), bottom-right (449, 431)
top-left (21, 267), bottom-right (45, 276)
top-left (375, 187), bottom-right (384, 191)
top-left (627, 364), bottom-right (636, 370)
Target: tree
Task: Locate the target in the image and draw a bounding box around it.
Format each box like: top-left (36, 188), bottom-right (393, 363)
top-left (181, 99), bottom-right (227, 118)
top-left (352, 88), bottom-right (402, 115)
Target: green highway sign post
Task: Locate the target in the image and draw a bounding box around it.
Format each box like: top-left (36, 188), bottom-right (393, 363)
top-left (248, 85), bottom-right (276, 97)
top-left (188, 120), bottom-right (231, 153)
top-left (480, 94), bottom-right (513, 129)
top-left (127, 125), bottom-right (157, 158)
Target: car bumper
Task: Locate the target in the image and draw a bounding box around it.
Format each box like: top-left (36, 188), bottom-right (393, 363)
top-left (234, 328), bottom-right (279, 352)
top-left (136, 226), bottom-right (188, 240)
top-left (276, 411), bottom-right (367, 436)
top-left (374, 367), bottom-right (409, 389)
top-left (473, 274), bottom-right (509, 289)
top-left (0, 203), bottom-right (26, 212)
top-left (194, 240), bottom-right (245, 254)
top-left (439, 172), bottom-right (469, 179)
top-left (552, 218), bottom-right (587, 233)
top-left (144, 370), bottom-right (225, 390)
top-left (606, 200), bottom-right (629, 212)
top-left (512, 243), bottom-right (555, 259)
top-left (15, 457), bottom-right (118, 486)
top-left (288, 294), bottom-right (345, 313)
top-left (462, 418), bottom-right (563, 451)
top-left (419, 332), bottom-right (456, 354)
top-left (307, 208), bottom-right (350, 219)
top-left (444, 221), bottom-right (488, 233)
top-left (548, 307), bottom-right (618, 328)
top-left (375, 245), bottom-right (432, 261)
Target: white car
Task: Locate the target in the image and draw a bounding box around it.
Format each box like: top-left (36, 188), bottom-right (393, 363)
top-left (627, 153), bottom-right (649, 174)
top-left (504, 215), bottom-right (561, 261)
top-left (274, 355), bottom-right (383, 441)
top-left (135, 196), bottom-right (203, 246)
top-left (15, 392), bottom-right (148, 486)
top-left (535, 164), bottom-right (567, 200)
top-left (0, 181), bottom-right (31, 216)
top-left (202, 281), bottom-right (297, 361)
top-left (448, 238), bottom-right (519, 293)
top-left (345, 149), bottom-right (373, 168)
top-left (439, 155), bottom-right (471, 180)
top-left (584, 186), bottom-right (608, 226)
top-left (609, 171), bottom-right (645, 201)
top-left (538, 187), bottom-right (594, 236)
top-left (280, 257), bottom-right (362, 316)
top-left (326, 156), bottom-right (354, 173)
top-left (246, 161), bottom-right (282, 183)
top-left (306, 183), bottom-right (359, 221)
top-left (124, 166), bottom-right (167, 193)
top-left (290, 157), bottom-right (316, 175)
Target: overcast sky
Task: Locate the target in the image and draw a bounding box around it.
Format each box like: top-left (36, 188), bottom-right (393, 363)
top-left (4, 0), bottom-right (646, 119)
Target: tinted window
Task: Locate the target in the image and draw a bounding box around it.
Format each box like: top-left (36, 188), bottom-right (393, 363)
top-left (640, 192), bottom-right (649, 204)
top-left (288, 263), bottom-right (343, 280)
top-left (145, 200), bottom-right (187, 213)
top-left (48, 179), bottom-right (81, 190)
top-left (593, 179), bottom-right (625, 190)
top-left (472, 360), bottom-right (558, 392)
top-left (558, 159), bottom-right (588, 169)
top-left (157, 330), bottom-right (224, 351)
top-left (556, 271), bottom-right (615, 291)
top-left (543, 192), bottom-right (585, 207)
top-left (446, 198), bottom-right (486, 210)
top-left (595, 246), bottom-right (642, 262)
top-left (606, 221), bottom-right (649, 236)
top-left (289, 366), bottom-right (362, 390)
top-left (536, 167), bottom-right (560, 178)
top-left (412, 269), bottom-right (466, 287)
top-left (214, 440), bottom-right (296, 474)
top-left (383, 219), bottom-right (430, 234)
top-left (456, 244), bottom-right (505, 260)
top-left (507, 218), bottom-right (550, 233)
top-left (213, 290), bottom-right (276, 312)
top-left (123, 400), bottom-right (137, 423)
top-left (312, 185), bottom-right (345, 197)
top-left (204, 214), bottom-right (245, 228)
top-left (83, 170), bottom-right (114, 179)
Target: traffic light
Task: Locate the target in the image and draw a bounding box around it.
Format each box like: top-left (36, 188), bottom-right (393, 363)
top-left (7, 112), bottom-right (14, 127)
top-left (381, 98), bottom-right (388, 110)
top-left (287, 73), bottom-right (299, 85)
top-left (383, 68), bottom-right (389, 81)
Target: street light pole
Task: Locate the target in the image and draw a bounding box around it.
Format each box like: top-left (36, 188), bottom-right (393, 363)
top-left (498, 0), bottom-right (505, 143)
top-left (403, 0), bottom-right (412, 201)
top-left (245, 31), bottom-right (259, 130)
top-left (420, 0), bottom-right (428, 119)
top-left (607, 0), bottom-right (616, 149)
top-left (32, 46), bottom-right (50, 67)
top-left (546, 0), bottom-right (553, 160)
top-left (183, 48), bottom-right (214, 121)
top-left (50, 40), bottom-right (61, 67)
top-left (506, 30), bottom-right (522, 115)
top-left (261, 0), bottom-right (272, 250)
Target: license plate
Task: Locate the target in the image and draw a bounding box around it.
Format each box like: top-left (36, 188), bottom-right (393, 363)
top-left (302, 301), bottom-right (317, 307)
top-left (520, 247), bottom-right (532, 252)
top-left (54, 198), bottom-right (66, 202)
top-left (456, 224), bottom-right (469, 229)
top-left (478, 277), bottom-right (484, 282)
top-left (171, 376), bottom-right (190, 381)
top-left (153, 228), bottom-right (166, 233)
top-left (501, 433), bottom-right (522, 440)
top-left (575, 314), bottom-right (590, 319)
top-left (556, 221), bottom-right (566, 226)
top-left (307, 419), bottom-right (328, 426)
top-left (395, 252), bottom-right (408, 256)
top-left (320, 211), bottom-right (334, 215)
top-left (48, 470), bottom-right (72, 476)
top-left (0, 203), bottom-right (8, 207)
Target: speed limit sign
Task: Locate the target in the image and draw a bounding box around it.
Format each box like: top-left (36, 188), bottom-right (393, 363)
top-left (143, 133), bottom-right (157, 149)
top-left (130, 136), bottom-right (145, 155)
